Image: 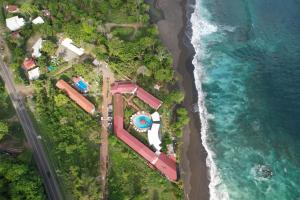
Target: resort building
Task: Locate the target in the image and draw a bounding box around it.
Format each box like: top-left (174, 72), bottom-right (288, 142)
top-left (136, 87), bottom-right (162, 110)
top-left (151, 112), bottom-right (160, 122)
top-left (147, 123), bottom-right (162, 151)
top-left (32, 38), bottom-right (43, 58)
top-left (112, 82), bottom-right (177, 181)
top-left (5, 5), bottom-right (19, 13)
top-left (22, 58), bottom-right (40, 80)
top-left (72, 76), bottom-right (90, 93)
top-left (56, 38), bottom-right (84, 62)
top-left (56, 80), bottom-right (95, 114)
top-left (111, 82), bottom-right (162, 110)
top-left (111, 82), bottom-right (138, 94)
top-left (32, 16), bottom-right (44, 25)
top-left (6, 16), bottom-right (25, 31)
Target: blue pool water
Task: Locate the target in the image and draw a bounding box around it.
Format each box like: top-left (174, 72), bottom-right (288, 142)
top-left (47, 65), bottom-right (55, 71)
top-left (190, 0), bottom-right (300, 199)
top-left (133, 115), bottom-right (152, 129)
top-left (76, 80), bottom-right (88, 92)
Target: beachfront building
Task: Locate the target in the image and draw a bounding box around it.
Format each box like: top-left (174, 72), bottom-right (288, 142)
top-left (111, 81), bottom-right (176, 181)
top-left (147, 111), bottom-right (162, 151)
top-left (32, 38), bottom-right (43, 58)
top-left (111, 82), bottom-right (138, 94)
top-left (111, 82), bottom-right (162, 110)
top-left (6, 16), bottom-right (25, 31)
top-left (72, 76), bottom-right (90, 93)
top-left (5, 5), bottom-right (19, 13)
top-left (147, 123), bottom-right (162, 151)
top-left (113, 93), bottom-right (177, 181)
top-left (32, 16), bottom-right (44, 25)
top-left (151, 112), bottom-right (160, 122)
top-left (56, 38), bottom-right (84, 62)
top-left (56, 79), bottom-right (95, 114)
top-left (22, 58), bottom-right (40, 80)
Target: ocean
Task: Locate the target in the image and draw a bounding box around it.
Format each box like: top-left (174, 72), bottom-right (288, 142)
top-left (190, 0), bottom-right (300, 199)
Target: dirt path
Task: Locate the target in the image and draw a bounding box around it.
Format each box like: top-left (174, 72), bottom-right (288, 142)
top-left (97, 61), bottom-right (114, 200)
top-left (0, 27), bottom-right (12, 63)
top-left (104, 22), bottom-right (143, 33)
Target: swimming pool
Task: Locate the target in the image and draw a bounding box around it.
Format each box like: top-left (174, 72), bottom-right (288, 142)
top-left (131, 112), bottom-right (152, 132)
top-left (75, 80), bottom-right (88, 92)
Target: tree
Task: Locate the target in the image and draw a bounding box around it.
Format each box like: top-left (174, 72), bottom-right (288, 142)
top-left (109, 0), bottom-right (123, 8)
top-left (20, 3), bottom-right (38, 16)
top-left (0, 121), bottom-right (8, 141)
top-left (54, 94), bottom-right (69, 107)
top-left (154, 68), bottom-right (174, 83)
top-left (166, 91), bottom-right (184, 105)
top-left (41, 41), bottom-right (56, 56)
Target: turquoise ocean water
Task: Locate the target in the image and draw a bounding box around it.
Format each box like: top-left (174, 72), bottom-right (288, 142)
top-left (190, 0), bottom-right (300, 199)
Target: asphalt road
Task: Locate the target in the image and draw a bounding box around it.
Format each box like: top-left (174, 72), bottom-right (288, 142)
top-left (0, 57), bottom-right (63, 200)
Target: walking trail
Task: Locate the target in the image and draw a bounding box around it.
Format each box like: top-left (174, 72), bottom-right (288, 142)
top-left (97, 61), bottom-right (114, 200)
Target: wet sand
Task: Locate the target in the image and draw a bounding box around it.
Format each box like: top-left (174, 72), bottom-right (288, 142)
top-left (154, 0), bottom-right (210, 199)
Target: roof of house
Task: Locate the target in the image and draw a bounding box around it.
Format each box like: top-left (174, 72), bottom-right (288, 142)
top-left (32, 16), bottom-right (44, 24)
top-left (32, 38), bottom-right (43, 58)
top-left (155, 153), bottom-right (177, 181)
top-left (136, 87), bottom-right (162, 110)
top-left (22, 58), bottom-right (36, 71)
top-left (111, 82), bottom-right (138, 94)
top-left (111, 82), bottom-right (162, 109)
top-left (6, 16), bottom-right (25, 31)
top-left (61, 38), bottom-right (84, 56)
top-left (151, 112), bottom-right (160, 122)
top-left (27, 67), bottom-right (40, 80)
top-left (56, 80), bottom-right (95, 114)
top-left (5, 5), bottom-right (19, 13)
top-left (147, 123), bottom-right (162, 151)
top-left (11, 31), bottom-right (20, 39)
top-left (113, 94), bottom-right (177, 181)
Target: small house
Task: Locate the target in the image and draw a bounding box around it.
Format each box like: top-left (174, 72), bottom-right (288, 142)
top-left (32, 38), bottom-right (43, 58)
top-left (5, 5), bottom-right (19, 13)
top-left (56, 38), bottom-right (84, 62)
top-left (6, 16), bottom-right (25, 31)
top-left (32, 16), bottom-right (44, 25)
top-left (22, 58), bottom-right (40, 80)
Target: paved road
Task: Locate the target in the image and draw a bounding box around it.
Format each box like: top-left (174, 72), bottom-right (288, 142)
top-left (0, 57), bottom-right (63, 200)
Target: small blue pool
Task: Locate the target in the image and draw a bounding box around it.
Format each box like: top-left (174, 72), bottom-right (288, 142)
top-left (75, 80), bottom-right (88, 92)
top-left (48, 65), bottom-right (55, 71)
top-left (133, 115), bottom-right (152, 129)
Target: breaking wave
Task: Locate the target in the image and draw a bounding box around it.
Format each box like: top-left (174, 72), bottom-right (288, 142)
top-left (190, 1), bottom-right (229, 199)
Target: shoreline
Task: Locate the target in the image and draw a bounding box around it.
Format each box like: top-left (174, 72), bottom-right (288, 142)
top-left (154, 0), bottom-right (210, 199)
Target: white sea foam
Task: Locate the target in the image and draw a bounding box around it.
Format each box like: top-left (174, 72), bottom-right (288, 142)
top-left (190, 1), bottom-right (230, 199)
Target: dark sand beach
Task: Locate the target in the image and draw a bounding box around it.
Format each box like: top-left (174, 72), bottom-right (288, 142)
top-left (154, 0), bottom-right (210, 199)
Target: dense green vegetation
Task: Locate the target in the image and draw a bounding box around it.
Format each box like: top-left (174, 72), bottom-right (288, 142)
top-left (33, 80), bottom-right (101, 199)
top-left (0, 154), bottom-right (46, 200)
top-left (0, 79), bottom-right (46, 199)
top-left (1, 0), bottom-right (189, 198)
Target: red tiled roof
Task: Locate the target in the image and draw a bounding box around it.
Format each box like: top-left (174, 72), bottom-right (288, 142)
top-left (56, 80), bottom-right (95, 114)
top-left (111, 82), bottom-right (138, 95)
top-left (22, 58), bottom-right (36, 71)
top-left (155, 153), bottom-right (177, 181)
top-left (113, 94), bottom-right (177, 181)
top-left (6, 5), bottom-right (19, 13)
top-left (111, 81), bottom-right (162, 110)
top-left (136, 87), bottom-right (162, 110)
